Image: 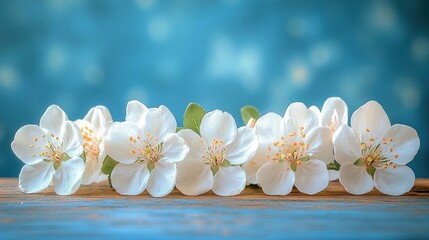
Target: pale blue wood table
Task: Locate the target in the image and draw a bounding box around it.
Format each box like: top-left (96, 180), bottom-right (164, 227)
top-left (1, 178), bottom-right (429, 239)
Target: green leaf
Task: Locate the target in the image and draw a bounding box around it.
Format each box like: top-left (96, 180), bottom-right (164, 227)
top-left (80, 151), bottom-right (86, 163)
top-left (147, 162), bottom-right (155, 172)
top-left (183, 103), bottom-right (206, 135)
top-left (61, 153), bottom-right (71, 161)
top-left (54, 161), bottom-right (61, 170)
top-left (354, 158), bottom-right (366, 167)
top-left (221, 159), bottom-right (231, 168)
top-left (210, 165), bottom-right (219, 175)
top-left (366, 166), bottom-right (376, 178)
top-left (101, 155), bottom-right (119, 175)
top-left (108, 174), bottom-right (113, 188)
top-left (290, 161), bottom-right (297, 172)
top-left (299, 155), bottom-right (311, 163)
top-left (240, 105), bottom-right (260, 125)
top-left (176, 127), bottom-right (184, 133)
top-left (327, 160), bottom-right (341, 170)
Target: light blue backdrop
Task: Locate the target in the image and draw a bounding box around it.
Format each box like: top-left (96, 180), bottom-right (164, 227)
top-left (0, 0), bottom-right (427, 177)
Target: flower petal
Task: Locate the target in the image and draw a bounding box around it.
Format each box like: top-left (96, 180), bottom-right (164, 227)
top-left (141, 105), bottom-right (177, 142)
top-left (374, 165), bottom-right (415, 196)
top-left (11, 125), bottom-right (47, 165)
top-left (53, 156), bottom-right (85, 195)
top-left (176, 158), bottom-right (213, 196)
top-left (309, 105), bottom-right (321, 125)
top-left (104, 121), bottom-right (140, 164)
top-left (351, 100), bottom-right (391, 142)
top-left (320, 97), bottom-right (348, 131)
top-left (111, 163), bottom-right (150, 195)
top-left (146, 161), bottom-right (177, 197)
top-left (306, 127), bottom-right (334, 164)
top-left (126, 100), bottom-right (148, 124)
top-left (328, 170), bottom-right (340, 181)
top-left (96, 174), bottom-right (108, 183)
top-left (84, 106), bottom-right (112, 137)
top-left (256, 161), bottom-right (295, 195)
top-left (18, 161), bottom-right (54, 193)
top-left (98, 138), bottom-right (107, 164)
top-left (212, 166), bottom-right (246, 196)
top-left (241, 149), bottom-right (268, 184)
top-left (39, 105), bottom-right (68, 136)
top-left (339, 164), bottom-right (374, 195)
top-left (200, 110), bottom-right (237, 146)
top-left (294, 159), bottom-right (329, 195)
top-left (84, 105), bottom-right (112, 123)
top-left (380, 124), bottom-right (420, 165)
top-left (255, 112), bottom-right (285, 149)
top-left (177, 129), bottom-right (205, 159)
top-left (81, 158), bottom-right (102, 185)
top-left (61, 121), bottom-right (84, 157)
top-left (225, 127), bottom-right (258, 165)
top-left (285, 102), bottom-right (319, 134)
top-left (333, 125), bottom-right (362, 165)
top-left (160, 133), bottom-right (189, 163)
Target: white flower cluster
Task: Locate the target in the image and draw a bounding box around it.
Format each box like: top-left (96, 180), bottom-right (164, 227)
top-left (11, 98), bottom-right (420, 196)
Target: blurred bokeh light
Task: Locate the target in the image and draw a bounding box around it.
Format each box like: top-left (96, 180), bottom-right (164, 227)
top-left (0, 0), bottom-right (428, 177)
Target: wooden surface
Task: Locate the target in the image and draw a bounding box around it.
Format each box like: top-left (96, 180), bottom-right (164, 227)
top-left (1, 178), bottom-right (429, 239)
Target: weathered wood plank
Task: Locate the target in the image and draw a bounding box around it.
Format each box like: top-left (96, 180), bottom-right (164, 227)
top-left (1, 178), bottom-right (429, 239)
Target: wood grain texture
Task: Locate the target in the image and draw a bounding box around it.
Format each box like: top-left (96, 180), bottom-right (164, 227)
top-left (1, 178), bottom-right (429, 239)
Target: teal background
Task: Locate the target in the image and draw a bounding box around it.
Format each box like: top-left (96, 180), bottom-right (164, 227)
top-left (0, 0), bottom-right (428, 177)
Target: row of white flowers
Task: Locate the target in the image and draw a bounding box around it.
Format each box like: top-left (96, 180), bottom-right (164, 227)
top-left (11, 98), bottom-right (420, 196)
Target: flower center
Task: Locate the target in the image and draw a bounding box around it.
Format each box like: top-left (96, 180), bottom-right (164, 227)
top-left (80, 125), bottom-right (100, 161)
top-left (355, 128), bottom-right (399, 176)
top-left (129, 132), bottom-right (163, 170)
top-left (201, 137), bottom-right (229, 172)
top-left (266, 127), bottom-right (310, 171)
top-left (30, 133), bottom-right (68, 169)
